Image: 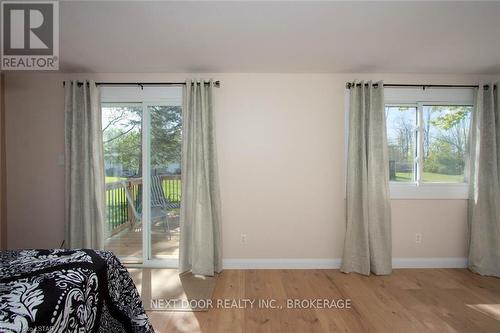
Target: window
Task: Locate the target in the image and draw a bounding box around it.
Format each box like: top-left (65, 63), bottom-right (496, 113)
top-left (386, 106), bottom-right (417, 183)
top-left (421, 105), bottom-right (471, 183)
top-left (384, 87), bottom-right (474, 199)
top-left (386, 104), bottom-right (472, 184)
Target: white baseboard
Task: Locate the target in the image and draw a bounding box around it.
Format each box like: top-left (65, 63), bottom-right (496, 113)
top-left (222, 257), bottom-right (467, 270)
top-left (223, 258), bottom-right (342, 269)
top-left (392, 257), bottom-right (467, 269)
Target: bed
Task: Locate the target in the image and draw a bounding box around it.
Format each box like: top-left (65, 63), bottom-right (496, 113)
top-left (0, 249), bottom-right (154, 333)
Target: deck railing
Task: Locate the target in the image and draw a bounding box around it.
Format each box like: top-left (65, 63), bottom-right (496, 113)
top-left (105, 174), bottom-right (181, 235)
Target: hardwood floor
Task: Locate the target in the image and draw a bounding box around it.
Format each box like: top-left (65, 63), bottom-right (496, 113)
top-left (146, 269), bottom-right (500, 333)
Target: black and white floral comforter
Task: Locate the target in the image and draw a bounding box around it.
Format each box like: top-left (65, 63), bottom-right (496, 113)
top-left (0, 249), bottom-right (154, 333)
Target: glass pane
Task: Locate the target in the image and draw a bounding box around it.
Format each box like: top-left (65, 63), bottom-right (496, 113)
top-left (422, 105), bottom-right (472, 183)
top-left (386, 106), bottom-right (417, 182)
top-left (102, 105), bottom-right (143, 263)
top-left (149, 105), bottom-right (182, 260)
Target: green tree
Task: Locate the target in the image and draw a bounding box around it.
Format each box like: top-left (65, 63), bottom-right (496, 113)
top-left (103, 105), bottom-right (182, 177)
top-left (150, 106), bottom-right (182, 171)
top-left (423, 106), bottom-right (471, 175)
top-left (104, 128), bottom-right (141, 173)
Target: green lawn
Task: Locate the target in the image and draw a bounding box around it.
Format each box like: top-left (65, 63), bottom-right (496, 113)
top-left (105, 177), bottom-right (181, 230)
top-left (394, 172), bottom-right (464, 183)
top-left (104, 178), bottom-right (181, 206)
top-left (106, 176), bottom-right (126, 183)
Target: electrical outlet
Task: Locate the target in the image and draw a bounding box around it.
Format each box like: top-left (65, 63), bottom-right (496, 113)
top-left (415, 233), bottom-right (422, 244)
top-left (240, 233), bottom-right (247, 244)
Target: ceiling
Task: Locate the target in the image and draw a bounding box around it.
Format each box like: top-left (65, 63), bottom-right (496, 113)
top-left (59, 1), bottom-right (500, 74)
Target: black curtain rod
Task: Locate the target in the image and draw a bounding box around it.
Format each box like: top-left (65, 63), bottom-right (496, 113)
top-left (345, 82), bottom-right (496, 90)
top-left (63, 80), bottom-right (221, 88)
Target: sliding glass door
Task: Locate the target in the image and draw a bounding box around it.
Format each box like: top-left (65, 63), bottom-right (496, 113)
top-left (148, 105), bottom-right (182, 260)
top-left (102, 103), bottom-right (144, 263)
top-left (101, 87), bottom-right (182, 266)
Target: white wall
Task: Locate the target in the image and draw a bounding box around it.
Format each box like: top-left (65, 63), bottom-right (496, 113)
top-left (4, 72), bottom-right (499, 264)
top-left (0, 73), bottom-right (5, 249)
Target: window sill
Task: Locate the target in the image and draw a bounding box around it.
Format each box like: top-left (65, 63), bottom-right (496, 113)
top-left (389, 183), bottom-right (469, 200)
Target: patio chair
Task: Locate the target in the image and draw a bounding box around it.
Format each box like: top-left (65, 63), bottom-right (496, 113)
top-left (122, 175), bottom-right (180, 240)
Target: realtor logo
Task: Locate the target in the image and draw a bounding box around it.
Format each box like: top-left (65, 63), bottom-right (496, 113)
top-left (1, 1), bottom-right (59, 70)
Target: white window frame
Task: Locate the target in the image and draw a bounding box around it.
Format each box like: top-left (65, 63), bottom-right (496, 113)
top-left (346, 87), bottom-right (473, 200)
top-left (101, 86), bottom-right (182, 268)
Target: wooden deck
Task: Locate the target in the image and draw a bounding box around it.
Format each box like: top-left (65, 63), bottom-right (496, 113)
top-left (104, 174), bottom-right (182, 262)
top-left (104, 216), bottom-right (179, 261)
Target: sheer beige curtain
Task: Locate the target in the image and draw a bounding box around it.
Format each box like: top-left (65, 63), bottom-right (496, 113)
top-left (468, 84), bottom-right (500, 277)
top-left (64, 80), bottom-right (105, 249)
top-left (341, 81), bottom-right (392, 276)
top-left (179, 80), bottom-right (222, 276)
